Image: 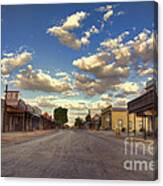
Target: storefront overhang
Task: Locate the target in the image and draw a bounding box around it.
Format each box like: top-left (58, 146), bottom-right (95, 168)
top-left (128, 90), bottom-right (158, 115)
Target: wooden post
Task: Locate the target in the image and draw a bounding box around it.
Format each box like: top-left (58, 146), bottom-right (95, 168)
top-left (144, 116), bottom-right (147, 139)
top-left (127, 113), bottom-right (129, 136)
top-left (3, 85), bottom-right (8, 132)
top-left (134, 113), bottom-right (136, 136)
top-left (22, 112), bottom-right (25, 131)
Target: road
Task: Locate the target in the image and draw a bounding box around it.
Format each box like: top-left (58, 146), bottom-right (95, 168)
top-left (1, 129), bottom-right (157, 180)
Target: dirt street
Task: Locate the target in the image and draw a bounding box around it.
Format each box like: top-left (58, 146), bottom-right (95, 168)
top-left (1, 129), bottom-right (156, 180)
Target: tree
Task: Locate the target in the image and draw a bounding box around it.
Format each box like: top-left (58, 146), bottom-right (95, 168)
top-left (74, 117), bottom-right (83, 128)
top-left (54, 107), bottom-right (68, 126)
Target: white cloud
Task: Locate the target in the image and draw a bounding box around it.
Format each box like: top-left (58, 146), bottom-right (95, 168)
top-left (73, 52), bottom-right (110, 71)
top-left (138, 67), bottom-right (154, 76)
top-left (47, 26), bottom-right (82, 49)
top-left (100, 31), bottom-right (129, 50)
top-left (96, 4), bottom-right (113, 22)
top-left (13, 65), bottom-right (72, 93)
top-left (55, 71), bottom-right (68, 77)
top-left (103, 10), bottom-right (113, 22)
top-left (114, 97), bottom-right (128, 107)
top-left (1, 51), bottom-right (32, 75)
top-left (95, 5), bottom-right (113, 12)
top-left (114, 82), bottom-right (139, 94)
top-left (116, 11), bottom-right (125, 16)
top-left (62, 11), bottom-right (88, 30)
top-left (95, 63), bottom-right (129, 79)
top-left (25, 95), bottom-right (58, 108)
top-left (128, 29), bottom-right (157, 63)
top-left (47, 11), bottom-right (98, 49)
top-left (100, 94), bottom-right (112, 101)
top-left (3, 53), bottom-right (14, 57)
top-left (73, 52), bottom-right (129, 96)
top-left (81, 25), bottom-right (99, 45)
top-left (62, 90), bottom-right (79, 97)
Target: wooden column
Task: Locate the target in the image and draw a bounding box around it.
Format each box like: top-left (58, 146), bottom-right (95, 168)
top-left (127, 113), bottom-right (129, 136)
top-left (134, 113), bottom-right (136, 136)
top-left (144, 116), bottom-right (147, 139)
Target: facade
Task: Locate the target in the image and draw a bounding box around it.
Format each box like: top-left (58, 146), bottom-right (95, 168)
top-left (101, 105), bottom-right (148, 133)
top-left (1, 99), bottom-right (5, 132)
top-left (128, 79), bottom-right (158, 138)
top-left (91, 114), bottom-right (101, 130)
top-left (101, 106), bottom-right (128, 131)
top-left (1, 88), bottom-right (55, 132)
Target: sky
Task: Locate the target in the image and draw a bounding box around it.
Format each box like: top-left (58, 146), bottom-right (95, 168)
top-left (1, 1), bottom-right (158, 124)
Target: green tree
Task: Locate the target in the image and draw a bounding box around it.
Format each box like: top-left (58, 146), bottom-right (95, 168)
top-left (54, 107), bottom-right (68, 126)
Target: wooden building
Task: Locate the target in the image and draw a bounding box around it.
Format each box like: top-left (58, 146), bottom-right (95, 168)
top-left (1, 86), bottom-right (55, 132)
top-left (127, 80), bottom-right (158, 138)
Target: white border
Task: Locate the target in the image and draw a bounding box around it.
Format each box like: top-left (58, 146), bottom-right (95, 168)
top-left (0, 0), bottom-right (162, 185)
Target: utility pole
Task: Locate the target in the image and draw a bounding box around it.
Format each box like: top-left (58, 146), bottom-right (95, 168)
top-left (3, 84), bottom-right (8, 132)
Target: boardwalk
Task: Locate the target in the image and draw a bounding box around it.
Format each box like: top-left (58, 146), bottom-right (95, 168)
top-left (1, 130), bottom-right (156, 180)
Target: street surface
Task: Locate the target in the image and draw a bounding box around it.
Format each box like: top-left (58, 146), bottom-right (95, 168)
top-left (1, 129), bottom-right (156, 180)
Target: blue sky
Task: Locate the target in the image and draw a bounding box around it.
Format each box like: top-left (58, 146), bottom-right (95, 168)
top-left (1, 1), bottom-right (157, 123)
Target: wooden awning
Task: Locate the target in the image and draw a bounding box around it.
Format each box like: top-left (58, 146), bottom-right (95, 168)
top-left (128, 90), bottom-right (158, 115)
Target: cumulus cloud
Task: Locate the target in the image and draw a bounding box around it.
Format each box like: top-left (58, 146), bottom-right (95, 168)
top-left (47, 11), bottom-right (98, 49)
top-left (1, 51), bottom-right (32, 75)
top-left (100, 29), bottom-right (157, 70)
top-left (47, 26), bottom-right (82, 49)
top-left (25, 95), bottom-right (58, 108)
top-left (100, 94), bottom-right (112, 101)
top-left (114, 82), bottom-right (139, 94)
top-left (81, 25), bottom-right (99, 45)
top-left (103, 10), bottom-right (113, 22)
top-left (127, 29), bottom-right (157, 63)
top-left (3, 53), bottom-right (14, 57)
top-left (73, 52), bottom-right (129, 79)
top-left (100, 31), bottom-right (129, 50)
top-left (26, 95), bottom-right (89, 111)
top-left (95, 63), bottom-right (129, 79)
top-left (13, 65), bottom-right (72, 93)
top-left (73, 52), bottom-right (111, 71)
top-left (62, 11), bottom-right (88, 30)
top-left (114, 97), bottom-right (128, 107)
top-left (96, 5), bottom-right (113, 22)
top-left (74, 72), bottom-right (93, 83)
top-left (116, 11), bottom-right (125, 16)
top-left (96, 5), bottom-right (113, 12)
top-left (138, 67), bottom-right (154, 76)
top-left (75, 77), bottom-right (107, 96)
top-left (62, 90), bottom-right (79, 97)
top-left (73, 51), bottom-right (129, 96)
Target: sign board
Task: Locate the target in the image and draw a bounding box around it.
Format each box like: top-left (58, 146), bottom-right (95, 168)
top-left (6, 91), bottom-right (19, 107)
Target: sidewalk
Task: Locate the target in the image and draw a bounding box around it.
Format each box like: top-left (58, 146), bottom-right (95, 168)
top-left (88, 129), bottom-right (155, 144)
top-left (1, 129), bottom-right (56, 146)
